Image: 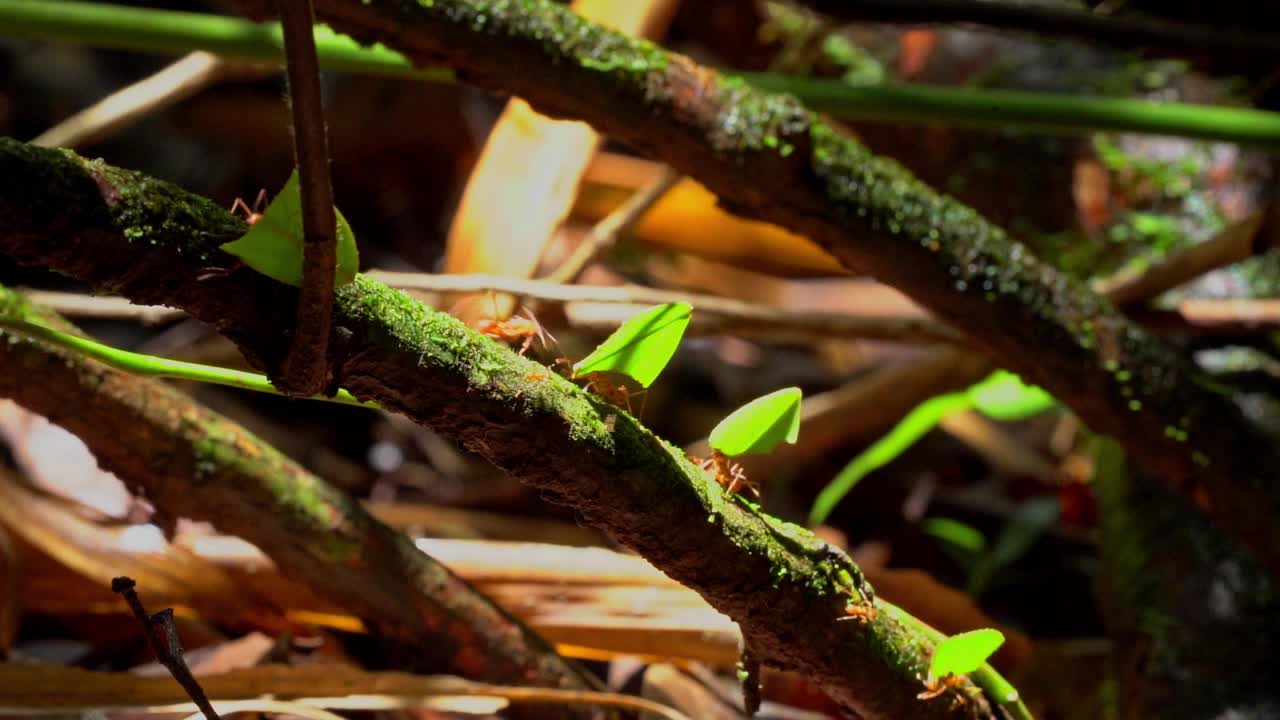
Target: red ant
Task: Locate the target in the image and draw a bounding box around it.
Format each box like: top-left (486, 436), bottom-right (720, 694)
top-left (549, 360), bottom-right (647, 417)
top-left (694, 449), bottom-right (759, 499)
top-left (837, 596), bottom-right (878, 625)
top-left (231, 189), bottom-right (268, 225)
top-left (474, 308), bottom-right (555, 356)
top-left (916, 673), bottom-right (978, 712)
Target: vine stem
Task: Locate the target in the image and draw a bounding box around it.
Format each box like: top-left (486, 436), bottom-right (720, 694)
top-left (0, 318), bottom-right (375, 408)
top-left (3, 0), bottom-right (1280, 146)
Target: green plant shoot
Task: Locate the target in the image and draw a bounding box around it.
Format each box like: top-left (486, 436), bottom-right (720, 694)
top-left (0, 318), bottom-right (374, 409)
top-left (808, 370), bottom-right (1056, 526)
top-left (573, 302), bottom-right (691, 387)
top-left (929, 628), bottom-right (1006, 679)
top-left (708, 387), bottom-right (802, 456)
top-left (220, 170), bottom-right (360, 288)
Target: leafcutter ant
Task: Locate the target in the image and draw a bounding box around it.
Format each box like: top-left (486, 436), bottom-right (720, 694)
top-left (231, 189), bottom-right (268, 225)
top-left (917, 673), bottom-right (979, 713)
top-left (694, 449), bottom-right (760, 499)
top-left (550, 359), bottom-right (647, 417)
top-left (199, 189), bottom-right (266, 281)
top-left (837, 596), bottom-right (878, 625)
top-left (475, 308), bottom-right (554, 356)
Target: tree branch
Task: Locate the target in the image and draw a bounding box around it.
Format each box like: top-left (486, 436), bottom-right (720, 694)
top-left (222, 0), bottom-right (1280, 577)
top-left (0, 138), bottom-right (1002, 719)
top-left (795, 0), bottom-right (1280, 69)
top-left (0, 282), bottom-right (601, 714)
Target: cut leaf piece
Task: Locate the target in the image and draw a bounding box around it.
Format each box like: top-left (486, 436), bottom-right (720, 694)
top-left (708, 387), bottom-right (802, 456)
top-left (573, 302), bottom-right (691, 387)
top-left (930, 628), bottom-right (1005, 678)
top-left (220, 170), bottom-right (360, 288)
top-left (967, 371), bottom-right (1055, 422)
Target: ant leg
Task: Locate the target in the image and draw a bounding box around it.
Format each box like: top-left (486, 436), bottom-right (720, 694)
top-left (231, 197), bottom-right (251, 217)
top-left (251, 188), bottom-right (268, 214)
top-left (634, 388), bottom-right (649, 419)
top-left (519, 335), bottom-right (534, 356)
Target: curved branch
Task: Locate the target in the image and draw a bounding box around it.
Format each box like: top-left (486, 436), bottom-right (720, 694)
top-left (0, 140), bottom-right (993, 720)
top-left (226, 0), bottom-right (1280, 577)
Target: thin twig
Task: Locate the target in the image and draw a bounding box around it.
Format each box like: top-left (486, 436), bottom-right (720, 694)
top-left (1097, 211), bottom-right (1267, 307)
top-left (737, 638), bottom-right (762, 717)
top-left (32, 51), bottom-right (235, 149)
top-left (18, 290), bottom-right (184, 324)
top-left (369, 271), bottom-right (968, 345)
top-left (276, 0), bottom-right (337, 396)
top-left (111, 577), bottom-right (222, 720)
top-left (547, 166), bottom-right (681, 285)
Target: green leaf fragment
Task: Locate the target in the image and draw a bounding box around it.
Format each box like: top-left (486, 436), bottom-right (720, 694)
top-left (967, 370), bottom-right (1055, 421)
top-left (922, 517), bottom-right (987, 555)
top-left (930, 628), bottom-right (1006, 679)
top-left (708, 386), bottom-right (802, 456)
top-left (220, 170), bottom-right (359, 288)
top-left (573, 302), bottom-right (691, 387)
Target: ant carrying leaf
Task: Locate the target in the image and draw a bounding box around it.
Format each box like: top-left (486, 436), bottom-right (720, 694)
top-left (698, 387), bottom-right (802, 499)
top-left (220, 170), bottom-right (360, 288)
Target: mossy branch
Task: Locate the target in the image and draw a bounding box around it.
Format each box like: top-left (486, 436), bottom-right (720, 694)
top-left (0, 284), bottom-right (599, 711)
top-left (0, 140), bottom-right (999, 720)
top-left (222, 0), bottom-right (1280, 579)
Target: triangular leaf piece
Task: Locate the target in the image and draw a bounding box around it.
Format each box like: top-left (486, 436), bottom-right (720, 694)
top-left (708, 387), bottom-right (802, 456)
top-left (573, 302), bottom-right (691, 387)
top-left (220, 170), bottom-right (359, 288)
top-left (930, 628), bottom-right (1005, 678)
top-left (967, 370), bottom-right (1055, 422)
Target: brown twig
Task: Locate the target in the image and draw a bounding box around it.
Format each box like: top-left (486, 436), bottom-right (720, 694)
top-left (276, 0), bottom-right (337, 397)
top-left (32, 52), bottom-right (236, 149)
top-left (737, 639), bottom-right (762, 717)
top-left (547, 166), bottom-right (681, 285)
top-left (369, 271), bottom-right (968, 345)
top-left (111, 577), bottom-right (222, 720)
top-left (1097, 212), bottom-right (1267, 307)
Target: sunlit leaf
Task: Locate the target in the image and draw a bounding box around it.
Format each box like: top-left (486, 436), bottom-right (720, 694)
top-left (922, 517), bottom-right (986, 555)
top-left (967, 371), bottom-right (1055, 422)
top-left (930, 628), bottom-right (1005, 678)
top-left (220, 170), bottom-right (359, 288)
top-left (573, 302), bottom-right (691, 387)
top-left (808, 392), bottom-right (969, 526)
top-left (708, 387), bottom-right (802, 457)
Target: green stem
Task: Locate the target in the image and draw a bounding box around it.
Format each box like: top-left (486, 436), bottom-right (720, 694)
top-left (0, 0), bottom-right (437, 79)
top-left (0, 318), bottom-right (376, 408)
top-left (742, 74), bottom-right (1280, 146)
top-left (4, 0), bottom-right (1280, 146)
